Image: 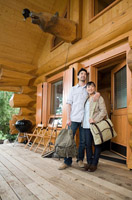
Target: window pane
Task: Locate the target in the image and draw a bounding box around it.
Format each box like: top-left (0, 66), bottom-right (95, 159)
top-left (51, 80), bottom-right (63, 115)
top-left (94, 0), bottom-right (116, 16)
top-left (114, 66), bottom-right (127, 109)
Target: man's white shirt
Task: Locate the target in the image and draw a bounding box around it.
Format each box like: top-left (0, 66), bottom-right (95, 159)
top-left (66, 84), bottom-right (88, 122)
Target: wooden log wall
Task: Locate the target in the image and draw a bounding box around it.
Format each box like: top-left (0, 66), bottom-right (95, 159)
top-left (9, 89), bottom-right (37, 135)
top-left (0, 59), bottom-right (37, 135)
top-left (31, 0), bottom-right (132, 168)
top-left (35, 0), bottom-right (132, 79)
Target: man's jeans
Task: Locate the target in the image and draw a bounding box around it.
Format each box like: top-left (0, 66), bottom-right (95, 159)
top-left (82, 128), bottom-right (101, 166)
top-left (64, 122), bottom-right (84, 166)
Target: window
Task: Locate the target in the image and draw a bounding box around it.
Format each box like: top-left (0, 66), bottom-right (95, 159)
top-left (47, 72), bottom-right (63, 128)
top-left (94, 0), bottom-right (115, 16)
top-left (90, 0), bottom-right (121, 20)
top-left (48, 78), bottom-right (63, 127)
top-left (114, 66), bottom-right (127, 109)
top-left (50, 79), bottom-right (63, 115)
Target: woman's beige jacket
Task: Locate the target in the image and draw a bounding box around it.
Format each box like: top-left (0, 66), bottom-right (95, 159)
top-left (88, 96), bottom-right (107, 123)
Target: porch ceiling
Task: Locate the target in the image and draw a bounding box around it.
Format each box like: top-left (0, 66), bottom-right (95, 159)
top-left (0, 0), bottom-right (67, 66)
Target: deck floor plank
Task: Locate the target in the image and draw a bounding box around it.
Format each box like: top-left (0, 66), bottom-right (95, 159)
top-left (0, 161), bottom-right (39, 200)
top-left (0, 149), bottom-right (75, 200)
top-left (21, 156), bottom-right (128, 200)
top-left (0, 144), bottom-right (132, 200)
top-left (0, 155), bottom-right (57, 200)
top-left (0, 146), bottom-right (122, 200)
top-left (0, 174), bottom-right (20, 200)
top-left (26, 182), bottom-right (57, 200)
top-left (35, 157), bottom-right (132, 199)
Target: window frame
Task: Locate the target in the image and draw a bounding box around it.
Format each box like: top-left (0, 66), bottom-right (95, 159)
top-left (89, 0), bottom-right (122, 23)
top-left (47, 72), bottom-right (63, 126)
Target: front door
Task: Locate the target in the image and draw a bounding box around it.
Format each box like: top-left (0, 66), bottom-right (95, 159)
top-left (111, 60), bottom-right (127, 157)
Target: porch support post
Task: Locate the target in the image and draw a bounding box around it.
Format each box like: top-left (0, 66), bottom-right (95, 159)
top-left (127, 46), bottom-right (132, 169)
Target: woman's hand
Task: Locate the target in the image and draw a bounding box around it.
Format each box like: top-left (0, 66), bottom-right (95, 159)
top-left (89, 118), bottom-right (95, 123)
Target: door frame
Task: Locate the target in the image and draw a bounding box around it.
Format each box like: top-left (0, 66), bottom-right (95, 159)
top-left (82, 42), bottom-right (131, 166)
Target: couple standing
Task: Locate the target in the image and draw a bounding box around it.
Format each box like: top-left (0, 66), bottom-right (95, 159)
top-left (59, 68), bottom-right (107, 172)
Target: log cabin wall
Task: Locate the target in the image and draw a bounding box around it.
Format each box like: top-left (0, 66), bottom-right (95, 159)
top-left (35, 0), bottom-right (132, 76)
top-left (1, 0), bottom-right (132, 168)
top-left (34, 0), bottom-right (132, 169)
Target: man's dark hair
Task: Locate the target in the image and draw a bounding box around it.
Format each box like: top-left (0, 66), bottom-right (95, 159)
top-left (77, 68), bottom-right (87, 76)
top-left (86, 81), bottom-right (96, 87)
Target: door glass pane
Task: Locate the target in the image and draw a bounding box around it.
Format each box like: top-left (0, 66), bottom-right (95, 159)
top-left (114, 66), bottom-right (127, 109)
top-left (51, 80), bottom-right (63, 115)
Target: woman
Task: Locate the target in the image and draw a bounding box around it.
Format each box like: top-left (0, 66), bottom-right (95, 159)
top-left (82, 81), bottom-right (107, 172)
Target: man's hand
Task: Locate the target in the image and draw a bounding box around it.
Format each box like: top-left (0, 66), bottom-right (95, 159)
top-left (89, 118), bottom-right (95, 124)
top-left (67, 104), bottom-right (71, 126)
top-left (67, 119), bottom-right (71, 126)
top-left (93, 92), bottom-right (100, 102)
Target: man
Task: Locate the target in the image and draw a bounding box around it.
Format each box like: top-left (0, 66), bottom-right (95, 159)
top-left (58, 68), bottom-right (88, 170)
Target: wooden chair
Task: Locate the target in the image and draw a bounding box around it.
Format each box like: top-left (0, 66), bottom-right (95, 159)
top-left (25, 124), bottom-right (45, 149)
top-left (34, 119), bottom-right (58, 155)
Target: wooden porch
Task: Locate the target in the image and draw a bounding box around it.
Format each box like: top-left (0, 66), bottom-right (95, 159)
top-left (0, 143), bottom-right (132, 200)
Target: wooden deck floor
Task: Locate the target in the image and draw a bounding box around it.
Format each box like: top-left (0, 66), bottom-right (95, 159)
top-left (0, 144), bottom-right (132, 200)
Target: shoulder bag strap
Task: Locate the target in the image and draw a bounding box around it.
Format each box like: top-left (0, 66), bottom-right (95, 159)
top-left (91, 123), bottom-right (104, 143)
top-left (104, 119), bottom-right (114, 137)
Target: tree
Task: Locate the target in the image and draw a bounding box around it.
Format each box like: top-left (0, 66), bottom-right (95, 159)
top-left (0, 91), bottom-right (19, 140)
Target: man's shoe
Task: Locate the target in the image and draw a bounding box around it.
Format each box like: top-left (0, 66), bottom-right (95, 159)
top-left (78, 160), bottom-right (84, 168)
top-left (88, 165), bottom-right (97, 172)
top-left (58, 163), bottom-right (69, 170)
top-left (84, 164), bottom-right (91, 171)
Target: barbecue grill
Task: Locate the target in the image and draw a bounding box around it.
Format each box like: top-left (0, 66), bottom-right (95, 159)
top-left (13, 119), bottom-right (32, 146)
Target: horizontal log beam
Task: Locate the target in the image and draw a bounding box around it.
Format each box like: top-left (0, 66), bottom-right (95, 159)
top-left (9, 118), bottom-right (18, 135)
top-left (19, 108), bottom-right (36, 115)
top-left (0, 82), bottom-right (24, 87)
top-left (0, 68), bottom-right (35, 80)
top-left (0, 58), bottom-right (37, 74)
top-left (9, 94), bottom-right (36, 107)
top-left (36, 7), bottom-right (132, 76)
top-left (0, 77), bottom-right (29, 86)
top-left (12, 114), bottom-right (36, 126)
top-left (33, 74), bottom-right (46, 86)
top-left (21, 86), bottom-right (36, 94)
top-left (0, 86), bottom-right (21, 92)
